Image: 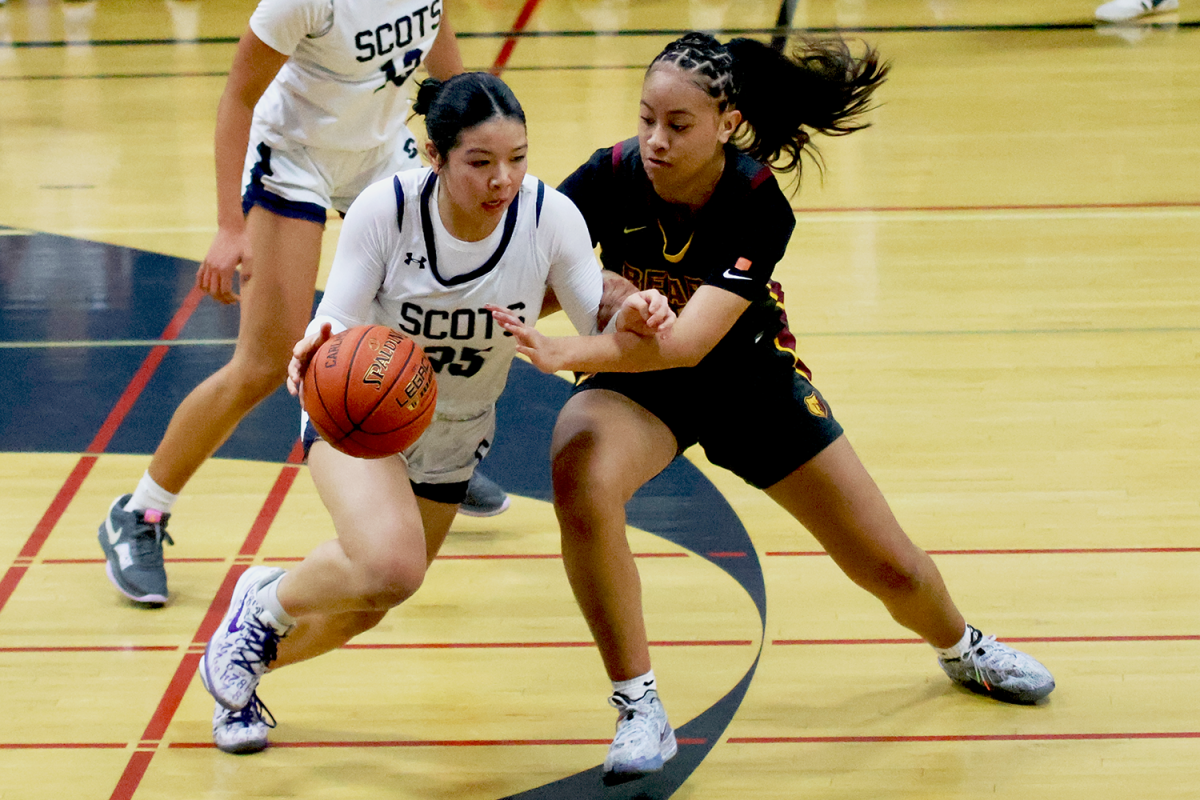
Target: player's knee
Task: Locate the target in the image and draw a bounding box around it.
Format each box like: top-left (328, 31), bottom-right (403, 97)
top-left (224, 354), bottom-right (289, 404)
top-left (551, 438), bottom-right (627, 512)
top-left (356, 553), bottom-right (426, 609)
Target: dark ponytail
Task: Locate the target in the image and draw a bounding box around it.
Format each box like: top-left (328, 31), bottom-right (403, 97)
top-left (412, 72), bottom-right (526, 158)
top-left (650, 33), bottom-right (889, 186)
top-left (727, 37), bottom-right (888, 178)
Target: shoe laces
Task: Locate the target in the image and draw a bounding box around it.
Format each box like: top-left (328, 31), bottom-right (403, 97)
top-left (130, 511), bottom-right (174, 560)
top-left (608, 693), bottom-right (661, 742)
top-left (965, 633), bottom-right (1026, 674)
top-left (231, 612), bottom-right (284, 676)
top-left (227, 692), bottom-right (276, 730)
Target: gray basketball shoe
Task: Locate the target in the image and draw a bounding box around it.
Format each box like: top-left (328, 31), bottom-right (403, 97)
top-left (97, 494), bottom-right (173, 604)
top-left (458, 472), bottom-right (511, 517)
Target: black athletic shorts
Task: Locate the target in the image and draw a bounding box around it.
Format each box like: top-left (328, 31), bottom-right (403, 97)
top-left (301, 419), bottom-right (469, 504)
top-left (576, 356), bottom-right (844, 490)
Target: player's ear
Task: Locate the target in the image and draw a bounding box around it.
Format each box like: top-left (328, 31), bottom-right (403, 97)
top-left (425, 141), bottom-right (444, 172)
top-left (717, 108), bottom-right (742, 145)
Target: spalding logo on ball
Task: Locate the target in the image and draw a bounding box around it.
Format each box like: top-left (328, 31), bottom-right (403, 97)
top-left (302, 324), bottom-right (438, 459)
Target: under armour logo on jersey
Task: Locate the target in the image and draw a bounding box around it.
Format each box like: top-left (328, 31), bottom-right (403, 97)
top-left (405, 253), bottom-right (427, 269)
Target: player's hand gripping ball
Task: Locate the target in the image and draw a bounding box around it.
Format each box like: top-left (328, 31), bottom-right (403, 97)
top-left (302, 325), bottom-right (437, 459)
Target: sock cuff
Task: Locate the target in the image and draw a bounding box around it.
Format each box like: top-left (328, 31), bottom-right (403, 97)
top-left (933, 625), bottom-right (975, 660)
top-left (612, 669), bottom-right (657, 701)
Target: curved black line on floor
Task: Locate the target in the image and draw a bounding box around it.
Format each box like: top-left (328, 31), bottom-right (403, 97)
top-left (492, 362), bottom-right (766, 799)
top-left (0, 232), bottom-right (768, 799)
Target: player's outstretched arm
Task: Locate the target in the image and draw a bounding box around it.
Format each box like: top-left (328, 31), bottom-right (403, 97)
top-left (487, 288), bottom-right (678, 374)
top-left (488, 284), bottom-right (745, 375)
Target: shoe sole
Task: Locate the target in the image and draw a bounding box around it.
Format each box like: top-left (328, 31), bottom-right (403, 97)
top-left (457, 495), bottom-right (512, 517)
top-left (954, 676), bottom-right (1056, 705)
top-left (103, 561), bottom-right (167, 605)
top-left (602, 725), bottom-right (678, 785)
top-left (202, 567), bottom-right (283, 711)
top-left (216, 735), bottom-right (270, 755)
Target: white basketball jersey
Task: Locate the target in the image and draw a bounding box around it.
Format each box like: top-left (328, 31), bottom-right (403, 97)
top-left (313, 168), bottom-right (602, 422)
top-left (250, 0), bottom-right (445, 151)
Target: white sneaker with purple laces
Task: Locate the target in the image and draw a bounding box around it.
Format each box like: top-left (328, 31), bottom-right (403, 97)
top-left (200, 566), bottom-right (292, 711)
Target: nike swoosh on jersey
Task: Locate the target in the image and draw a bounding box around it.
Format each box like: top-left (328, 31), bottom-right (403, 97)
top-left (722, 269), bottom-right (753, 281)
top-left (623, 225), bottom-right (648, 234)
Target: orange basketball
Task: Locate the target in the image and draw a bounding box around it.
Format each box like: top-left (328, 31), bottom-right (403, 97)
top-left (302, 325), bottom-right (438, 459)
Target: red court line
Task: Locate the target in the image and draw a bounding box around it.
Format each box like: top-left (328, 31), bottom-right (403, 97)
top-left (263, 551), bottom-right (688, 562)
top-left (772, 635), bottom-right (1200, 645)
top-left (237, 440), bottom-right (306, 557)
top-left (791, 200), bottom-right (1200, 214)
top-left (0, 646), bottom-right (178, 653)
top-left (0, 287), bottom-right (206, 616)
top-left (171, 736), bottom-right (708, 749)
top-left (343, 639), bottom-right (754, 650)
top-left (87, 287), bottom-right (205, 456)
top-left (728, 732), bottom-right (1200, 744)
top-left (109, 456), bottom-right (302, 800)
top-left (766, 547), bottom-right (1200, 556)
top-left (490, 0), bottom-right (543, 75)
top-left (42, 558), bottom-right (226, 564)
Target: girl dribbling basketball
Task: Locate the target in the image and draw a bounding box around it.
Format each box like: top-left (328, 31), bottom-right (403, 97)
top-left (195, 72), bottom-right (674, 755)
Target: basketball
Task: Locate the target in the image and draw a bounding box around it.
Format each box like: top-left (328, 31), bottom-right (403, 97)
top-left (302, 325), bottom-right (438, 459)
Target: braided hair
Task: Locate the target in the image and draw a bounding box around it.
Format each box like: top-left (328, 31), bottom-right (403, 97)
top-left (649, 32), bottom-right (889, 185)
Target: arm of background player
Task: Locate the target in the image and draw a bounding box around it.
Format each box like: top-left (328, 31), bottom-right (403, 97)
top-left (424, 3), bottom-right (464, 80)
top-left (196, 28), bottom-right (290, 304)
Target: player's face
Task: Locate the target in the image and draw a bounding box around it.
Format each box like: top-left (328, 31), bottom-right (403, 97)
top-left (638, 64), bottom-right (740, 204)
top-left (430, 116), bottom-right (529, 241)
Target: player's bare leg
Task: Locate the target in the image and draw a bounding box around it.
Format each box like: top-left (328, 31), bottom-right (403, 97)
top-left (99, 208), bottom-right (323, 604)
top-left (149, 208), bottom-right (324, 492)
top-left (200, 442), bottom-right (456, 710)
top-left (551, 389), bottom-right (680, 781)
top-left (765, 435), bottom-right (1054, 703)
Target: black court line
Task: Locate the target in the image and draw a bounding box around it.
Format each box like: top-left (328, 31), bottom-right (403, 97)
top-left (1, 19), bottom-right (1195, 49)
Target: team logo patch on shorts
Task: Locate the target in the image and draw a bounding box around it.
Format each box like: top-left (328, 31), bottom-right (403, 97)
top-left (804, 392), bottom-right (828, 418)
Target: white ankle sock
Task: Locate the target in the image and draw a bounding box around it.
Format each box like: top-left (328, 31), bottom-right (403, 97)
top-left (612, 669), bottom-right (657, 702)
top-left (933, 626), bottom-right (975, 660)
top-left (255, 572), bottom-right (296, 629)
top-left (125, 471), bottom-right (178, 515)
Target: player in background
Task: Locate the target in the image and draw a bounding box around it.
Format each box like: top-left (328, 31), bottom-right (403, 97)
top-left (197, 72), bottom-right (675, 754)
top-left (1095, 0), bottom-right (1179, 22)
top-left (95, 0), bottom-right (514, 606)
top-left (489, 32), bottom-right (1056, 784)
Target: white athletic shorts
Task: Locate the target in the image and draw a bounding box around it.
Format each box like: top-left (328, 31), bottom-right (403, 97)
top-left (241, 118), bottom-right (422, 218)
top-left (302, 406), bottom-right (495, 487)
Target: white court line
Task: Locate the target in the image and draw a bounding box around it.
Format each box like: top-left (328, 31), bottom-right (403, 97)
top-left (0, 339), bottom-right (237, 349)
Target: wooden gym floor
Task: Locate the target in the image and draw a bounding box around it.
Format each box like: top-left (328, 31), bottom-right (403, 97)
top-left (0, 1), bottom-right (1198, 798)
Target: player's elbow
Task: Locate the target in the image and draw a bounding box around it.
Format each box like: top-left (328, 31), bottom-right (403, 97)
top-left (658, 336), bottom-right (711, 369)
